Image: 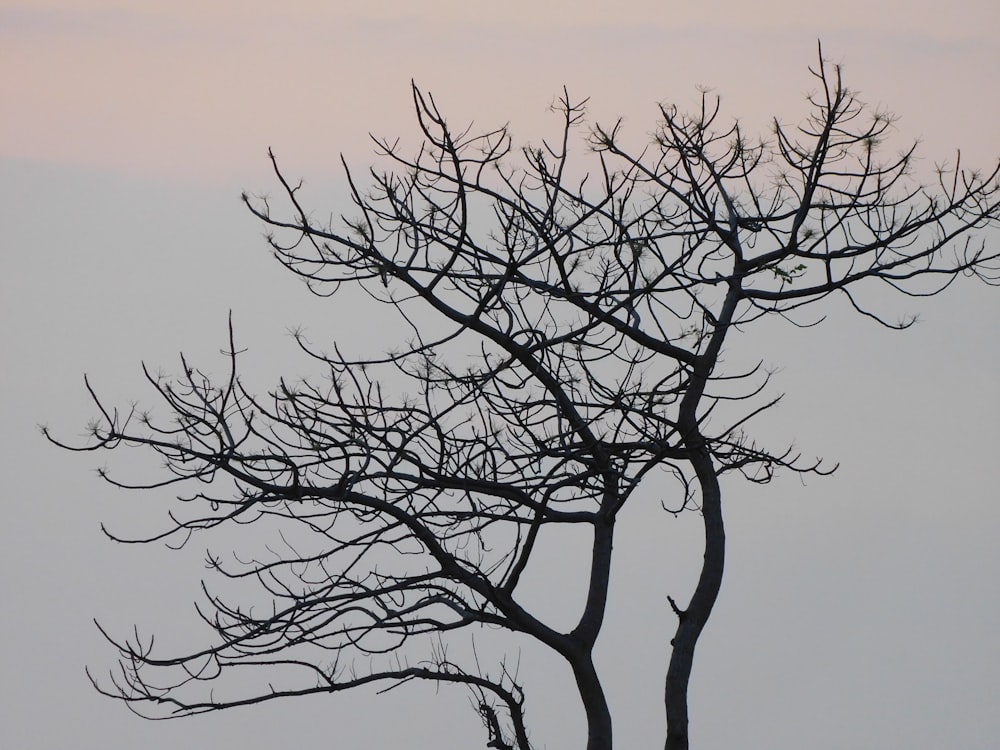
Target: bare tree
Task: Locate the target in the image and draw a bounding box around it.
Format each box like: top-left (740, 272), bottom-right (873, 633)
top-left (47, 47), bottom-right (999, 750)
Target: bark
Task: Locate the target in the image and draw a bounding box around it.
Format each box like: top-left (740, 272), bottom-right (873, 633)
top-left (568, 513), bottom-right (615, 750)
top-left (571, 653), bottom-right (614, 750)
top-left (664, 281), bottom-right (736, 750)
top-left (663, 446), bottom-right (725, 750)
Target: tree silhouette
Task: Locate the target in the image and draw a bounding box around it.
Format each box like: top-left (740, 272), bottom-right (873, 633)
top-left (47, 47), bottom-right (999, 750)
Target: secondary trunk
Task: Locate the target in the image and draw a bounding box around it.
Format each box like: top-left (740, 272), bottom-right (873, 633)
top-left (664, 445), bottom-right (726, 750)
top-left (572, 653), bottom-right (613, 750)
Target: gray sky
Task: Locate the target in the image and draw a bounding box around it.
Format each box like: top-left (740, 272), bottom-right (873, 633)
top-left (2, 2), bottom-right (998, 748)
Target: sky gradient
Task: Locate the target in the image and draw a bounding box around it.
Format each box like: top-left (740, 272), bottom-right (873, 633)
top-left (2, 2), bottom-right (998, 748)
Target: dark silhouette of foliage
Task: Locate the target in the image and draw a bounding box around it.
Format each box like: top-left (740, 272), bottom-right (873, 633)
top-left (47, 47), bottom-right (999, 750)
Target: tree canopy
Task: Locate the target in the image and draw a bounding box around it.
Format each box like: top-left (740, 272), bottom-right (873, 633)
top-left (48, 47), bottom-right (999, 750)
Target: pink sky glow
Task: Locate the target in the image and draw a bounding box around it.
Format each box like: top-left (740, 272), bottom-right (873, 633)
top-left (3, 0), bottom-right (998, 184)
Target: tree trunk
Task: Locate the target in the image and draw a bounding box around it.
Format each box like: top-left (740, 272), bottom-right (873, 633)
top-left (664, 447), bottom-right (726, 750)
top-left (571, 654), bottom-right (613, 750)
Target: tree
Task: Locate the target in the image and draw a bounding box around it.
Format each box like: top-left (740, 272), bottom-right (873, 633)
top-left (47, 47), bottom-right (999, 750)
